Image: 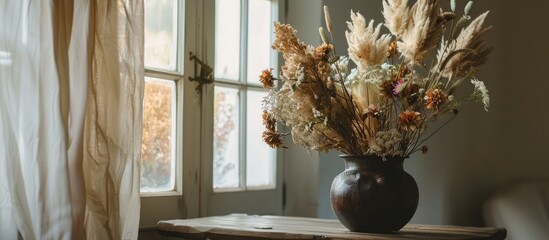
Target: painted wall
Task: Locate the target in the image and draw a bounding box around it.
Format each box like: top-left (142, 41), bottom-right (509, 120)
top-left (283, 0), bottom-right (322, 218)
top-left (310, 0), bottom-right (549, 227)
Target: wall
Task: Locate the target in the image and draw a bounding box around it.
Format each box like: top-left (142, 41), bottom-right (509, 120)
top-left (283, 0), bottom-right (322, 218)
top-left (312, 0), bottom-right (549, 227)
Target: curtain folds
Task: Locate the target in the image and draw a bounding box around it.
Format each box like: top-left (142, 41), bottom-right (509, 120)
top-left (0, 0), bottom-right (144, 239)
top-left (66, 0), bottom-right (90, 238)
top-left (0, 1), bottom-right (73, 239)
top-left (84, 0), bottom-right (144, 239)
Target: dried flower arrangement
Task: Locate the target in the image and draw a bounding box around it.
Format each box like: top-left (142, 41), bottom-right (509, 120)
top-left (260, 0), bottom-right (491, 157)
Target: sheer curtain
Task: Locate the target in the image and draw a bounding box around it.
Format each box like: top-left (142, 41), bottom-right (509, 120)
top-left (0, 0), bottom-right (144, 239)
top-left (84, 0), bottom-right (144, 239)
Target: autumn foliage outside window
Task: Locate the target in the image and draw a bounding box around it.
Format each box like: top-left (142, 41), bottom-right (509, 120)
top-left (140, 78), bottom-right (175, 192)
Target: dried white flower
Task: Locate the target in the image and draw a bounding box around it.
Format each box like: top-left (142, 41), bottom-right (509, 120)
top-left (471, 79), bottom-right (489, 111)
top-left (398, 0), bottom-right (445, 65)
top-left (438, 11), bottom-right (491, 78)
top-left (346, 10), bottom-right (392, 69)
top-left (313, 108), bottom-right (324, 118)
top-left (381, 63), bottom-right (394, 70)
top-left (368, 129), bottom-right (403, 157)
top-left (382, 0), bottom-right (411, 38)
top-left (368, 137), bottom-right (383, 153)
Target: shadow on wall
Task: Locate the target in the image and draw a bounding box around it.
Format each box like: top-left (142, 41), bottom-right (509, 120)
top-left (317, 151), bottom-right (344, 219)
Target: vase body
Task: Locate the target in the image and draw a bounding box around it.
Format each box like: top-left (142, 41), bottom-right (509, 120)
top-left (330, 155), bottom-right (419, 233)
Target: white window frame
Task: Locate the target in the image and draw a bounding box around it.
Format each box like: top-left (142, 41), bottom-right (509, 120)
top-left (140, 0), bottom-right (284, 228)
top-left (141, 0), bottom-right (184, 198)
top-left (140, 0), bottom-right (202, 229)
top-left (210, 0), bottom-right (279, 193)
top-left (197, 0), bottom-right (284, 217)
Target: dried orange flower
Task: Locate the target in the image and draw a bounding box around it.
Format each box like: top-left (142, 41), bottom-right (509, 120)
top-left (424, 88), bottom-right (447, 110)
top-left (398, 111), bottom-right (421, 131)
top-left (262, 110), bottom-right (276, 130)
top-left (262, 130), bottom-right (285, 148)
top-left (387, 40), bottom-right (397, 57)
top-left (259, 68), bottom-right (275, 89)
top-left (262, 111), bottom-right (285, 148)
top-left (315, 43), bottom-right (333, 62)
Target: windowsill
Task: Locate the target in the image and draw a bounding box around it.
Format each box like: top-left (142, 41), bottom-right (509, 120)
top-left (140, 191), bottom-right (181, 198)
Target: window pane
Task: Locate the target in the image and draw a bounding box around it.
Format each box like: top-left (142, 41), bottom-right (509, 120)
top-left (144, 0), bottom-right (178, 71)
top-left (141, 77), bottom-right (176, 193)
top-left (247, 0), bottom-right (272, 85)
top-left (246, 90), bottom-right (275, 188)
top-left (214, 86), bottom-right (240, 189)
top-left (215, 0), bottom-right (241, 80)
top-left (0, 51), bottom-right (13, 66)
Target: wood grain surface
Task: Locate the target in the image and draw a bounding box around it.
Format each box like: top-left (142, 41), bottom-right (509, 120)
top-left (157, 214), bottom-right (506, 240)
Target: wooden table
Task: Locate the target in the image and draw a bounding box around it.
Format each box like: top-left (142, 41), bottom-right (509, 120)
top-left (157, 214), bottom-right (506, 240)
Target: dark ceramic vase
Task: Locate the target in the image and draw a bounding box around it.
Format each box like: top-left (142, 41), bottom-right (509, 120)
top-left (330, 154), bottom-right (419, 233)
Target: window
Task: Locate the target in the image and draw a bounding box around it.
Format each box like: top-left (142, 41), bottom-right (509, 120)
top-left (139, 0), bottom-right (283, 227)
top-left (140, 0), bottom-right (197, 229)
top-left (141, 0), bottom-right (182, 196)
top-left (212, 0), bottom-right (278, 191)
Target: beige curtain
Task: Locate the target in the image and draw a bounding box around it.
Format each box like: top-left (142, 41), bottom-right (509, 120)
top-left (0, 0), bottom-right (144, 239)
top-left (84, 0), bottom-right (144, 239)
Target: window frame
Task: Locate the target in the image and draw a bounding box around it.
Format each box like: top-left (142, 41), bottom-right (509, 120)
top-left (140, 0), bottom-right (185, 198)
top-left (211, 0), bottom-right (279, 193)
top-left (140, 0), bottom-right (204, 229)
top-left (139, 0), bottom-right (284, 228)
top-left (197, 0), bottom-right (284, 217)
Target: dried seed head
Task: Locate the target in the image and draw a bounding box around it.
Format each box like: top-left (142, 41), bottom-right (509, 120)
top-left (421, 145), bottom-right (429, 154)
top-left (441, 12), bottom-right (457, 22)
top-left (319, 27), bottom-right (329, 44)
top-left (464, 1), bottom-right (473, 15)
top-left (323, 5), bottom-right (333, 32)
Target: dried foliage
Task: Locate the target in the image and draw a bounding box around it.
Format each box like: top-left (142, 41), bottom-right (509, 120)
top-left (261, 0), bottom-right (492, 157)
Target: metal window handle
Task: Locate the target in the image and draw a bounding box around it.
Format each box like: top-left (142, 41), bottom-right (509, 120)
top-left (189, 51), bottom-right (213, 94)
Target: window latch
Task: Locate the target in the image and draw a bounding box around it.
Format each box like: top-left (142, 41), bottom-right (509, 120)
top-left (189, 51), bottom-right (213, 94)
